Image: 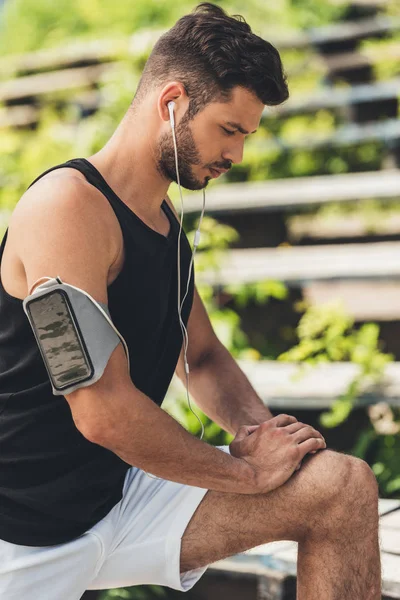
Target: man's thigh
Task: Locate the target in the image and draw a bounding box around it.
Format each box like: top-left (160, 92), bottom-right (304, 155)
top-left (180, 447), bottom-right (366, 574)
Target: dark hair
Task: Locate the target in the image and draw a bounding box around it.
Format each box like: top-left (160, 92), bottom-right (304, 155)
top-left (131, 2), bottom-right (289, 118)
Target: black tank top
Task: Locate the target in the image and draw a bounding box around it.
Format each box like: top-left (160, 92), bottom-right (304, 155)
top-left (0, 157), bottom-right (194, 546)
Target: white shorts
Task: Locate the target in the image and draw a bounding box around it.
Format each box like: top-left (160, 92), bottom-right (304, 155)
top-left (0, 445), bottom-right (231, 599)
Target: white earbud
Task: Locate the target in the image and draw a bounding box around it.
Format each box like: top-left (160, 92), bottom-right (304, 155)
top-left (167, 101), bottom-right (175, 129)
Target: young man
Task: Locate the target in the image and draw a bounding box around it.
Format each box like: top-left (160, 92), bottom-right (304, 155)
top-left (0, 3), bottom-right (380, 598)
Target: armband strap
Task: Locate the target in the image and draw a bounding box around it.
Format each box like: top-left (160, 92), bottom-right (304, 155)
top-left (22, 276), bottom-right (130, 396)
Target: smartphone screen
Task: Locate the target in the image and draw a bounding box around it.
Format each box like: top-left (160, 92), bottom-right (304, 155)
top-left (26, 289), bottom-right (94, 391)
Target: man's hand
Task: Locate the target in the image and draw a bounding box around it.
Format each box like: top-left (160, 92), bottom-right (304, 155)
top-left (229, 415), bottom-right (327, 490)
top-left (230, 423), bottom-right (305, 470)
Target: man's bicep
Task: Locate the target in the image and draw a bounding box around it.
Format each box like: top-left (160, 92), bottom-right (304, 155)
top-left (64, 342), bottom-right (135, 442)
top-left (14, 178), bottom-right (111, 303)
top-left (14, 179), bottom-right (137, 435)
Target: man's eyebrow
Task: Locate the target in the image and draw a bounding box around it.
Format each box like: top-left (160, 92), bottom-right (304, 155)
top-left (225, 121), bottom-right (258, 134)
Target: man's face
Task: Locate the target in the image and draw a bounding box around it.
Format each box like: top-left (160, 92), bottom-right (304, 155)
top-left (156, 86), bottom-right (264, 191)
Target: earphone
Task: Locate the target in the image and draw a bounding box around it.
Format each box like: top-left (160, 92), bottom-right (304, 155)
top-left (142, 101), bottom-right (207, 480)
top-left (167, 100), bottom-right (205, 441)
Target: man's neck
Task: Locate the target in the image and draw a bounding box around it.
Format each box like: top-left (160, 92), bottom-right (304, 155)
top-left (86, 114), bottom-right (171, 221)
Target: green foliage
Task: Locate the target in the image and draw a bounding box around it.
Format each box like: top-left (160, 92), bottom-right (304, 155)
top-left (0, 0), bottom-right (353, 57)
top-left (165, 390), bottom-right (234, 446)
top-left (0, 0), bottom-right (188, 56)
top-left (163, 220), bottom-right (290, 445)
top-left (361, 33), bottom-right (400, 81)
top-left (352, 411), bottom-right (400, 498)
top-left (277, 302), bottom-right (400, 498)
top-left (230, 108), bottom-right (385, 180)
top-left (0, 58), bottom-right (141, 215)
top-left (288, 0), bottom-right (348, 29)
top-left (1, 3), bottom-right (400, 596)
top-left (238, 141), bottom-right (384, 181)
top-left (224, 280), bottom-right (289, 310)
top-left (278, 301), bottom-right (394, 428)
top-left (99, 584), bottom-right (169, 600)
top-left (164, 224), bottom-right (289, 445)
top-left (288, 195), bottom-right (400, 240)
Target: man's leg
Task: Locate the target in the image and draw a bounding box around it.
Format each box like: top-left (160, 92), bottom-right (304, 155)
top-left (180, 449), bottom-right (381, 600)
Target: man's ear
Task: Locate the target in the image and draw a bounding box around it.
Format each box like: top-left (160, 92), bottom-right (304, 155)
top-left (158, 82), bottom-right (188, 124)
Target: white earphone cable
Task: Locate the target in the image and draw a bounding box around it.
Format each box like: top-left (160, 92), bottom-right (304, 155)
top-left (143, 101), bottom-right (206, 480)
top-left (170, 110), bottom-right (206, 439)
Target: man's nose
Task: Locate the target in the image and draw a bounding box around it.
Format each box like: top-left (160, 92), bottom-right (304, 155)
top-left (223, 141), bottom-right (244, 165)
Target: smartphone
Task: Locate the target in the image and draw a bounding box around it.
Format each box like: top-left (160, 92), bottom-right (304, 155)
top-left (25, 289), bottom-right (94, 391)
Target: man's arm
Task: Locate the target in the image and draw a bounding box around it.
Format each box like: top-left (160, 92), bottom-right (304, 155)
top-left (180, 340), bottom-right (274, 436)
top-left (68, 343), bottom-right (258, 495)
top-left (163, 195), bottom-right (274, 435)
top-left (15, 180), bottom-right (259, 495)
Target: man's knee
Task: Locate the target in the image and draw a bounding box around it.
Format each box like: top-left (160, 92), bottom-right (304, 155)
top-left (300, 450), bottom-right (379, 538)
top-left (298, 450), bottom-right (378, 515)
top-left (299, 449), bottom-right (353, 509)
top-left (344, 454), bottom-right (379, 515)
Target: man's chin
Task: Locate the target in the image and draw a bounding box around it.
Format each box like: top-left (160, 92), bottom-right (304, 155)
top-left (176, 178), bottom-right (210, 191)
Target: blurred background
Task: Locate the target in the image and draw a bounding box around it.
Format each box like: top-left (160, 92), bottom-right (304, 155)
top-left (0, 0), bottom-right (399, 598)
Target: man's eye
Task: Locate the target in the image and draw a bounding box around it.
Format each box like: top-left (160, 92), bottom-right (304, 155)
top-left (221, 127), bottom-right (236, 136)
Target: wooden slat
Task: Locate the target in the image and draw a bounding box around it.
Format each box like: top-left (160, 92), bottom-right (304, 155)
top-left (0, 39), bottom-right (117, 74)
top-left (380, 500), bottom-right (400, 517)
top-left (0, 90), bottom-right (99, 128)
top-left (0, 104), bottom-right (38, 128)
top-left (323, 42), bottom-right (400, 73)
top-left (0, 62), bottom-right (117, 102)
top-left (269, 15), bottom-right (400, 49)
top-left (308, 14), bottom-right (400, 45)
top-left (196, 241), bottom-right (400, 287)
top-left (329, 0), bottom-right (390, 6)
top-left (0, 33), bottom-right (157, 76)
top-left (232, 360), bottom-right (400, 409)
top-left (288, 213), bottom-right (400, 242)
top-left (186, 170), bottom-right (400, 215)
top-left (255, 118), bottom-right (400, 151)
top-left (1, 51), bottom-right (397, 117)
top-left (0, 43), bottom-right (397, 128)
top-left (0, 16), bottom-right (397, 89)
top-left (267, 77), bottom-right (400, 117)
top-left (303, 281), bottom-right (400, 321)
top-left (0, 17), bottom-right (397, 77)
top-left (3, 75), bottom-right (399, 128)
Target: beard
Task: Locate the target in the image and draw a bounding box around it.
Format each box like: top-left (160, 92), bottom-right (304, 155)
top-left (156, 112), bottom-right (212, 191)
